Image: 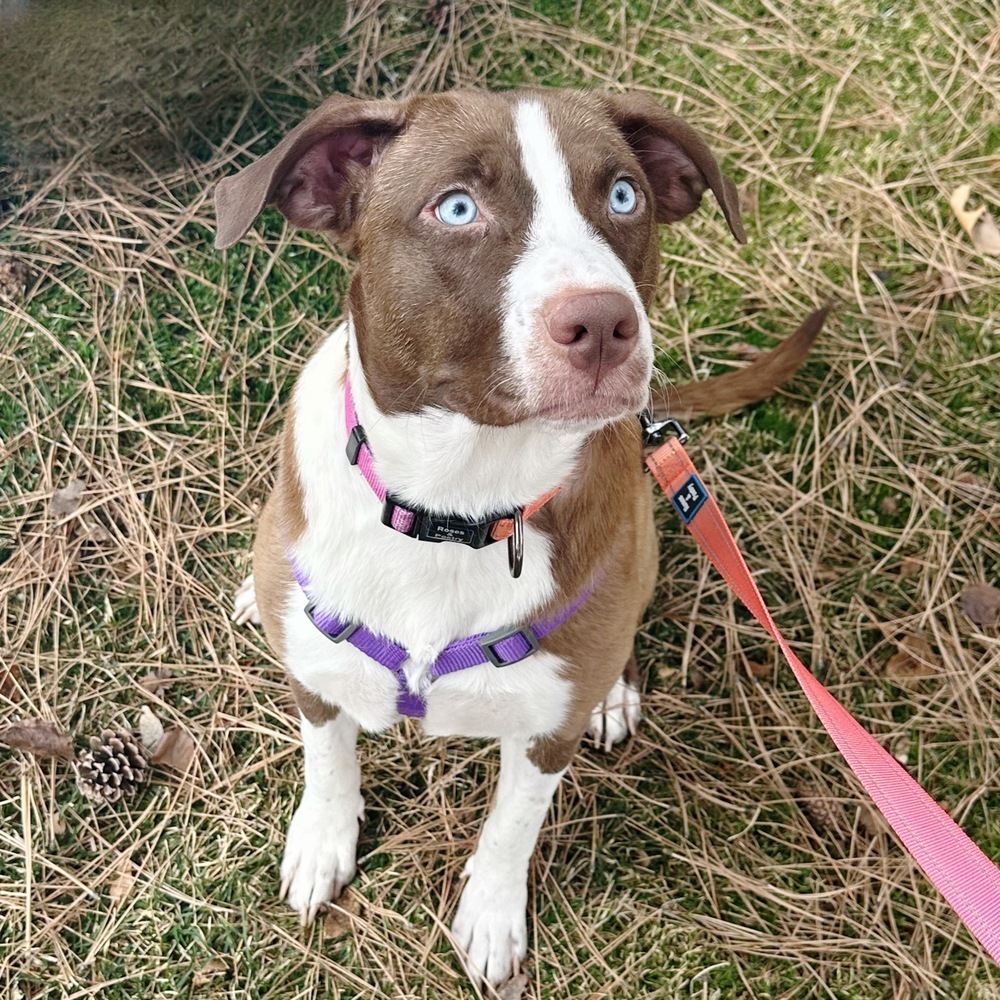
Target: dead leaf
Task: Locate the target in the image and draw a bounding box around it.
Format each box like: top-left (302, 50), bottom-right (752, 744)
top-left (952, 471), bottom-right (996, 505)
top-left (51, 478), bottom-right (85, 518)
top-left (0, 719), bottom-right (74, 760)
top-left (899, 556), bottom-right (922, 579)
top-left (151, 726), bottom-right (195, 771)
top-left (937, 270), bottom-right (959, 300)
top-left (321, 888), bottom-right (363, 941)
top-left (138, 705), bottom-right (165, 755)
top-left (731, 342), bottom-right (761, 362)
top-left (497, 974), bottom-right (530, 1000)
top-left (959, 583), bottom-right (1000, 627)
top-left (884, 635), bottom-right (939, 681)
top-left (878, 495), bottom-right (899, 516)
top-left (108, 855), bottom-right (136, 906)
top-left (858, 802), bottom-right (890, 837)
top-left (191, 957), bottom-right (228, 987)
top-left (949, 184), bottom-right (1000, 255)
top-left (0, 661), bottom-right (22, 701)
top-left (744, 659), bottom-right (770, 679)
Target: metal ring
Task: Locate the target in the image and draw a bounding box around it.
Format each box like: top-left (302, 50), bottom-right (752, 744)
top-left (507, 509), bottom-right (524, 578)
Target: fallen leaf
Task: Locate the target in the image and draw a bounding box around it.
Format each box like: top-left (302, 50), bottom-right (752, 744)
top-left (878, 495), bottom-right (899, 516)
top-left (0, 719), bottom-right (74, 760)
top-left (0, 661), bottom-right (22, 701)
top-left (858, 802), bottom-right (890, 838)
top-left (192, 957), bottom-right (228, 987)
top-left (952, 471), bottom-right (996, 505)
top-left (50, 811), bottom-right (67, 836)
top-left (108, 855), bottom-right (136, 906)
top-left (138, 705), bottom-right (165, 755)
top-left (51, 478), bottom-right (86, 518)
top-left (322, 889), bottom-right (363, 941)
top-left (744, 659), bottom-right (770, 679)
top-left (884, 635), bottom-right (939, 681)
top-left (497, 973), bottom-right (530, 1000)
top-left (949, 184), bottom-right (1000, 255)
top-left (959, 583), bottom-right (1000, 627)
top-left (937, 270), bottom-right (959, 300)
top-left (730, 342), bottom-right (761, 362)
top-left (899, 556), bottom-right (922, 579)
top-left (151, 726), bottom-right (195, 771)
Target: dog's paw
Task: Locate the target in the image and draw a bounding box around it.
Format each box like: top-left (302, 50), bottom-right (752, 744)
top-left (280, 799), bottom-right (360, 925)
top-left (232, 573), bottom-right (261, 626)
top-left (586, 675), bottom-right (641, 751)
top-left (452, 864), bottom-right (528, 987)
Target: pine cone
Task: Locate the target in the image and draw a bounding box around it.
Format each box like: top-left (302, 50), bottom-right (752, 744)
top-left (76, 729), bottom-right (149, 803)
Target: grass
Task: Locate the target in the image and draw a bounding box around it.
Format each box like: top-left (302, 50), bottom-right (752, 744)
top-left (1, 0), bottom-right (999, 997)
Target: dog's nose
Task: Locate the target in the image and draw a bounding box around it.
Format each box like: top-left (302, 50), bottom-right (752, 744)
top-left (543, 290), bottom-right (639, 376)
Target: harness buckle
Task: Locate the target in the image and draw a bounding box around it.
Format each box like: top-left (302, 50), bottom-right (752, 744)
top-left (479, 624), bottom-right (540, 668)
top-left (640, 409), bottom-right (689, 448)
top-left (304, 600), bottom-right (359, 643)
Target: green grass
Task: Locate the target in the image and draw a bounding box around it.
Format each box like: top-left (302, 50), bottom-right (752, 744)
top-left (2, 0), bottom-right (1000, 998)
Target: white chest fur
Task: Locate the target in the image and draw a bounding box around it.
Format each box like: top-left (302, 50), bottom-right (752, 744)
top-left (283, 323), bottom-right (586, 739)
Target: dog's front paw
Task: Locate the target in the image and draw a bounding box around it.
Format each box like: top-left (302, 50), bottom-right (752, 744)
top-left (586, 675), bottom-right (641, 751)
top-left (233, 573), bottom-right (261, 626)
top-left (452, 870), bottom-right (528, 986)
top-left (280, 799), bottom-right (360, 925)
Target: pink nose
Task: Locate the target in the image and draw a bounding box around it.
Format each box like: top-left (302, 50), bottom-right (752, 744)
top-left (543, 290), bottom-right (639, 375)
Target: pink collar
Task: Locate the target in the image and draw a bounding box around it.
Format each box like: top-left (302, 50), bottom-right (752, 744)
top-left (343, 377), bottom-right (558, 576)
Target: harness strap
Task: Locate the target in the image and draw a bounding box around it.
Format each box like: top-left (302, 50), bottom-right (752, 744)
top-left (292, 557), bottom-right (594, 719)
top-left (647, 434), bottom-right (1000, 966)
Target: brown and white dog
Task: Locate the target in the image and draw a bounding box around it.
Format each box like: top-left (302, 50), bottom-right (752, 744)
top-left (214, 89), bottom-right (822, 987)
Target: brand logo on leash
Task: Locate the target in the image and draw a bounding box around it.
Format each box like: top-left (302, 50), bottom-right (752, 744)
top-left (671, 475), bottom-right (707, 523)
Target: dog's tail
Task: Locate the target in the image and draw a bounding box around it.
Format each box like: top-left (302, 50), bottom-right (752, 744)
top-left (651, 305), bottom-right (829, 421)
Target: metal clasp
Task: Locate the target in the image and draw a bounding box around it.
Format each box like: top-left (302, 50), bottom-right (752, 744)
top-left (507, 508), bottom-right (524, 578)
top-left (640, 409), bottom-right (689, 448)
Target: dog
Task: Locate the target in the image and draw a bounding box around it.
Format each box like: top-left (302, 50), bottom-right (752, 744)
top-left (214, 88), bottom-right (823, 987)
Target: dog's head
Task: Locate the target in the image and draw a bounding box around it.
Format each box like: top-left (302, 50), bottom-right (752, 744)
top-left (215, 90), bottom-right (743, 430)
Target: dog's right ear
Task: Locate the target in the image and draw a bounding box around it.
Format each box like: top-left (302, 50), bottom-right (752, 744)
top-left (214, 95), bottom-right (406, 250)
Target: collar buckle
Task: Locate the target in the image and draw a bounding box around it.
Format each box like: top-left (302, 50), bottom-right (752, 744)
top-left (382, 493), bottom-right (498, 549)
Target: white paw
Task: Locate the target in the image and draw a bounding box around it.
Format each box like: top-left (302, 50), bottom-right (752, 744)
top-left (280, 798), bottom-right (361, 925)
top-left (452, 865), bottom-right (528, 987)
top-left (233, 573), bottom-right (261, 626)
top-left (586, 676), bottom-right (641, 751)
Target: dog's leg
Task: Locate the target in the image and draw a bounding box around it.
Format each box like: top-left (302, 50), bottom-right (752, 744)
top-left (281, 709), bottom-right (363, 924)
top-left (452, 736), bottom-right (565, 986)
top-left (232, 573), bottom-right (261, 626)
top-left (586, 653), bottom-right (642, 751)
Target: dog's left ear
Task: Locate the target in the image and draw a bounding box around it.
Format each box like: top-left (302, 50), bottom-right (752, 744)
top-left (604, 94), bottom-right (746, 244)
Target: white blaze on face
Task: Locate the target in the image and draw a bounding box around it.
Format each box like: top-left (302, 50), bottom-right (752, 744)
top-left (502, 99), bottom-right (653, 410)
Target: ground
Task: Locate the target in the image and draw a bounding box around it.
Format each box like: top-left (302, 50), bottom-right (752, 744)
top-left (1, 1), bottom-right (998, 998)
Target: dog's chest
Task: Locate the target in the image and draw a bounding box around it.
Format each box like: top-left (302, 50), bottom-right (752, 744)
top-left (281, 327), bottom-right (576, 738)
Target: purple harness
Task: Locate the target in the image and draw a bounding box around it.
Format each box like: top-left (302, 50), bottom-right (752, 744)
top-left (289, 378), bottom-right (595, 719)
top-left (293, 560), bottom-right (592, 717)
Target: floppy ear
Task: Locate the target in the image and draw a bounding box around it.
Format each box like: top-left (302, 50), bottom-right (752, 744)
top-left (213, 94), bottom-right (406, 250)
top-left (603, 93), bottom-right (746, 244)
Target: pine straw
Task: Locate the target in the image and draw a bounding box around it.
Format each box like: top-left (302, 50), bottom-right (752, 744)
top-left (1, 1), bottom-right (999, 998)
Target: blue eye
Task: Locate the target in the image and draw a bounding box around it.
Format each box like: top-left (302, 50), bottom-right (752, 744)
top-left (609, 179), bottom-right (638, 215)
top-left (435, 191), bottom-right (479, 226)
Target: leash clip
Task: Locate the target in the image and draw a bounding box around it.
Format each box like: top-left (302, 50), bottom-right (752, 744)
top-left (639, 409), bottom-right (689, 448)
